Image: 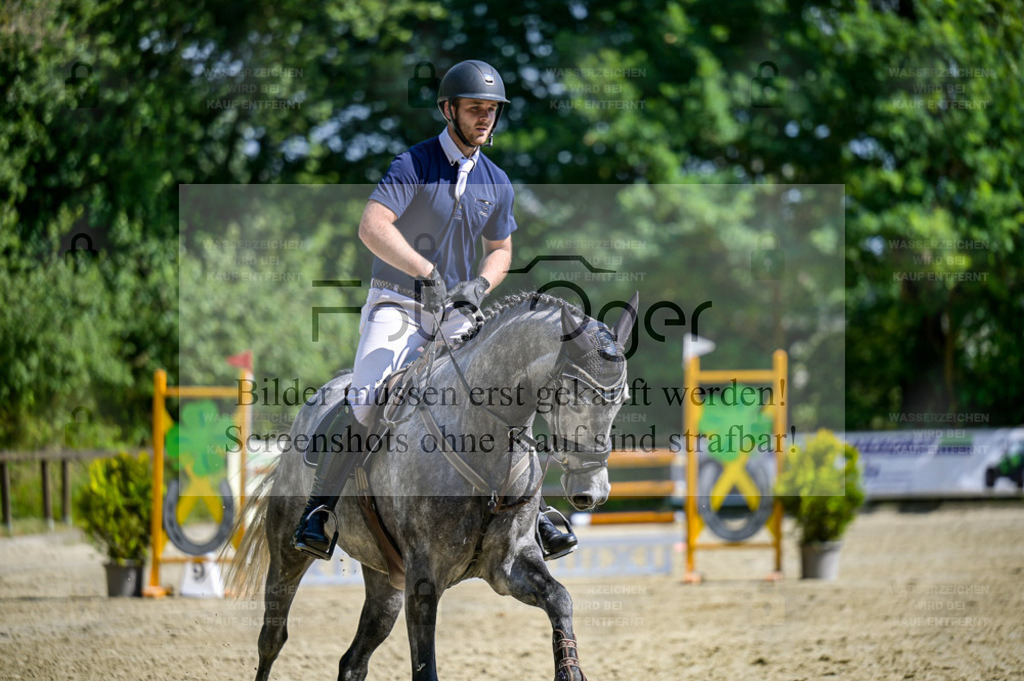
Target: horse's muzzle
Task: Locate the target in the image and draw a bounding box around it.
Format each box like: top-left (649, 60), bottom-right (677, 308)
top-left (569, 492), bottom-right (596, 510)
top-left (562, 470), bottom-right (610, 511)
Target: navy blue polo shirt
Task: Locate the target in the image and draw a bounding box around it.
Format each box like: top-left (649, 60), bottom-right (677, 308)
top-left (367, 136), bottom-right (517, 292)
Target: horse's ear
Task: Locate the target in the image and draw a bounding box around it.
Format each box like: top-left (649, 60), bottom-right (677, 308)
top-left (560, 305), bottom-right (590, 353)
top-left (611, 292), bottom-right (639, 344)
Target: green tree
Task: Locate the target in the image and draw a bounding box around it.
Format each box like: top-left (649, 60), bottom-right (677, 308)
top-left (2, 0), bottom-right (1022, 452)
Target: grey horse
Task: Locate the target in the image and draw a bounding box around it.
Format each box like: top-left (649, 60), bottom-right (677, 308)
top-left (227, 292), bottom-right (637, 681)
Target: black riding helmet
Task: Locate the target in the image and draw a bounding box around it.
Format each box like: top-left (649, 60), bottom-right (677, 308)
top-left (436, 59), bottom-right (510, 148)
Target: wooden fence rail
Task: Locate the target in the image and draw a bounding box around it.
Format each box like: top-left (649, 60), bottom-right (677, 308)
top-left (0, 449), bottom-right (149, 533)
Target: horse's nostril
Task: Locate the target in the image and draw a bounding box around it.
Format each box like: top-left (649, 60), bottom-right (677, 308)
top-left (571, 494), bottom-right (593, 508)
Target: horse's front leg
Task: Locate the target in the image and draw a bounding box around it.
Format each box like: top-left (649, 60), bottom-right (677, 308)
top-left (404, 570), bottom-right (440, 681)
top-left (490, 544), bottom-right (588, 681)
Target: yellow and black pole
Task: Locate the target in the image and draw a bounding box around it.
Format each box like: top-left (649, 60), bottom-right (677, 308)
top-left (682, 349), bottom-right (787, 583)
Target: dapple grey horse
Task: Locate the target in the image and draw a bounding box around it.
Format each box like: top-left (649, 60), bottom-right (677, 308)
top-left (227, 292), bottom-right (637, 681)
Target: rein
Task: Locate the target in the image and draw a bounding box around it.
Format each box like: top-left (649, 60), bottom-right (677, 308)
top-left (417, 309), bottom-right (547, 513)
top-left (413, 306), bottom-right (625, 514)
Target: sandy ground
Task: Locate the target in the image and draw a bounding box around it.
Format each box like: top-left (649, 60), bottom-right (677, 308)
top-left (2, 504), bottom-right (1023, 681)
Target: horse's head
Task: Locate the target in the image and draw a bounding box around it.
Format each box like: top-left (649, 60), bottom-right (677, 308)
top-left (541, 294), bottom-right (638, 511)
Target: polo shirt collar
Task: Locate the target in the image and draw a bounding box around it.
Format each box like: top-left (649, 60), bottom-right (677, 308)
top-left (439, 128), bottom-right (480, 167)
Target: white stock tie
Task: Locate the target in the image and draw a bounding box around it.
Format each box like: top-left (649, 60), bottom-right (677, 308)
top-left (454, 156), bottom-right (475, 202)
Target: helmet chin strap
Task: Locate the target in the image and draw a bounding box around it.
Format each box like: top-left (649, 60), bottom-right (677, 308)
top-left (445, 100), bottom-right (493, 149)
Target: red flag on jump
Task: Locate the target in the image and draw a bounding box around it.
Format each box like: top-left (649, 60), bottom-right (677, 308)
top-left (226, 350), bottom-right (253, 372)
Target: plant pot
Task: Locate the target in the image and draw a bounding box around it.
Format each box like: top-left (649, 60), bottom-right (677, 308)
top-left (800, 541), bottom-right (842, 580)
top-left (105, 562), bottom-right (145, 597)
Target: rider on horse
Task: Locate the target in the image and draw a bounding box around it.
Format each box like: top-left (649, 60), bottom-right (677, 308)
top-left (294, 59), bottom-right (577, 561)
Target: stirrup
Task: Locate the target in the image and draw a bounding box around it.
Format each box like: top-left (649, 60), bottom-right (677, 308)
top-left (294, 504), bottom-right (339, 560)
top-left (537, 507), bottom-right (578, 562)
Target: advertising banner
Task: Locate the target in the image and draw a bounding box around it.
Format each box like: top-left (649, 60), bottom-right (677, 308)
top-left (841, 428), bottom-right (1024, 498)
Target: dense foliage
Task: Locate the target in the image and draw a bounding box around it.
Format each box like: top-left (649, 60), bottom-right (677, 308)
top-left (776, 429), bottom-right (866, 544)
top-left (74, 453), bottom-right (153, 563)
top-left (2, 0), bottom-right (1022, 448)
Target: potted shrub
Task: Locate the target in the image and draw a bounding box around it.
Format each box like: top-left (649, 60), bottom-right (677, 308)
top-left (775, 429), bottom-right (865, 579)
top-left (75, 453), bottom-right (153, 596)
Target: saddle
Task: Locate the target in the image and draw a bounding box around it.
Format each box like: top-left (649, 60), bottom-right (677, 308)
top-left (301, 349), bottom-right (434, 468)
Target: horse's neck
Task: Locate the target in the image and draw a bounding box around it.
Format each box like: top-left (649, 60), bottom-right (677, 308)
top-left (457, 307), bottom-right (562, 419)
top-left (385, 306), bottom-right (560, 492)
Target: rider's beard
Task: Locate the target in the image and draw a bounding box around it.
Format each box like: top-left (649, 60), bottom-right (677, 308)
top-left (457, 116), bottom-right (492, 147)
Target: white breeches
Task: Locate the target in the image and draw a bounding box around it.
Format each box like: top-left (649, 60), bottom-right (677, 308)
top-left (350, 287), bottom-right (476, 426)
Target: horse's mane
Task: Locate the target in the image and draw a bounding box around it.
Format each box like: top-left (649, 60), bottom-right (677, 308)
top-left (450, 291), bottom-right (584, 348)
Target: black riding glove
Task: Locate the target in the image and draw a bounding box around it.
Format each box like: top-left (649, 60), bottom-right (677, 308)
top-left (416, 266), bottom-right (448, 313)
top-left (449, 276), bottom-right (490, 313)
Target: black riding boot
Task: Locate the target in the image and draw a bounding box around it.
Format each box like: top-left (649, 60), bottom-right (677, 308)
top-left (537, 508), bottom-right (578, 561)
top-left (294, 405), bottom-right (363, 560)
top-left (293, 469), bottom-right (341, 560)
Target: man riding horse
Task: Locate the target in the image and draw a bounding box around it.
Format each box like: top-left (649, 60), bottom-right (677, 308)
top-left (294, 59), bottom-right (577, 561)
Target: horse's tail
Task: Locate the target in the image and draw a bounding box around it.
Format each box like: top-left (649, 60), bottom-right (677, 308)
top-left (223, 461), bottom-right (278, 600)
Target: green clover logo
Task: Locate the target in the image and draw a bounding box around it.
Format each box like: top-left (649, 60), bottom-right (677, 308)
top-left (696, 387), bottom-right (774, 463)
top-left (165, 400), bottom-right (235, 479)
